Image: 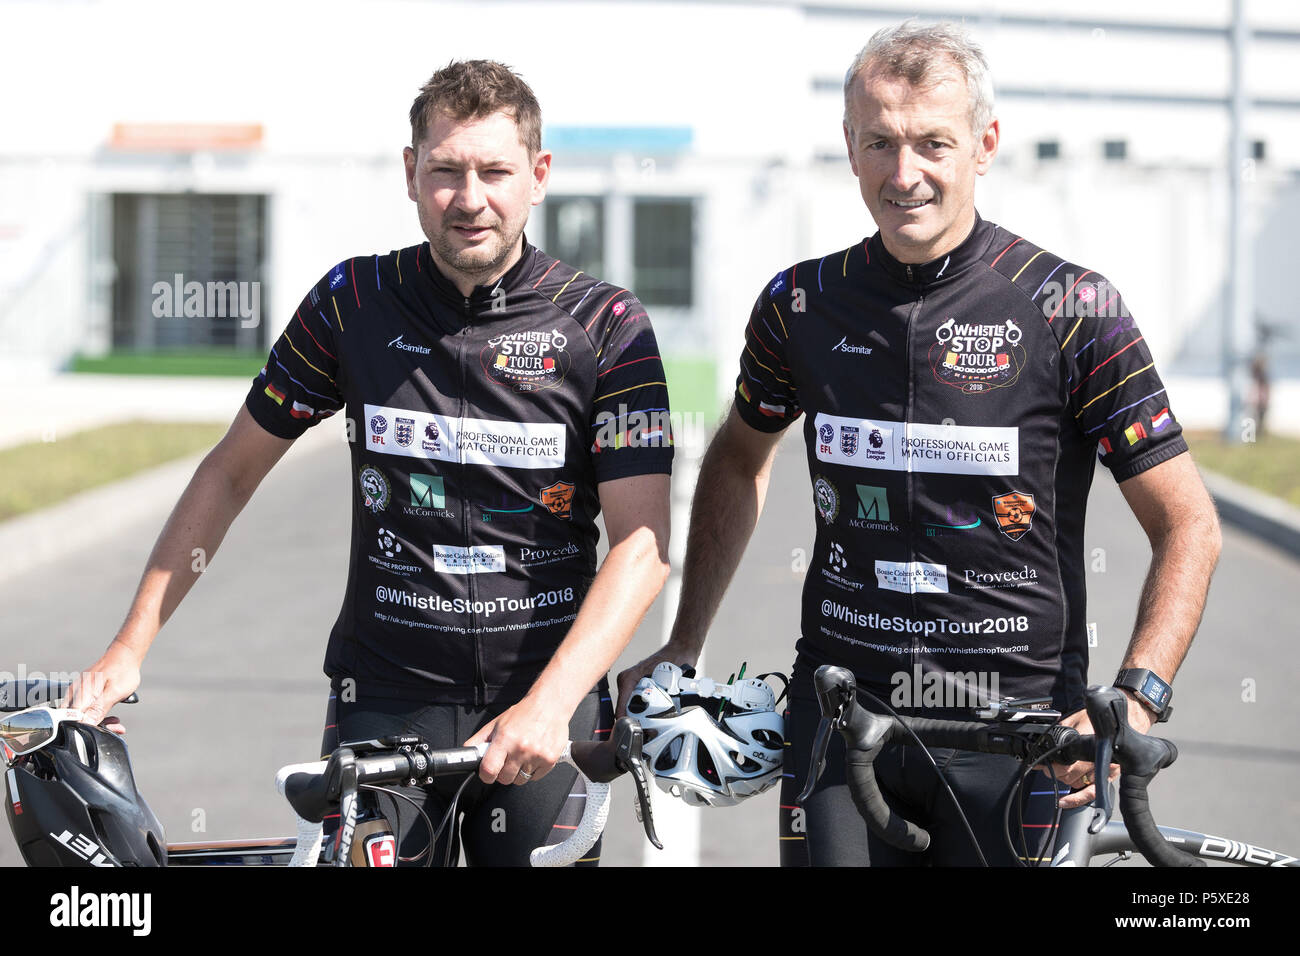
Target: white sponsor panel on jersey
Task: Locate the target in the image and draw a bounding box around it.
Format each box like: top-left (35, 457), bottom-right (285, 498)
top-left (364, 403), bottom-right (565, 469)
top-left (432, 545), bottom-right (506, 575)
top-left (874, 560), bottom-right (950, 594)
top-left (814, 413), bottom-right (1018, 476)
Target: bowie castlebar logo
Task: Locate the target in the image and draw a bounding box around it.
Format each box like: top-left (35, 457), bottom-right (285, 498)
top-left (992, 491), bottom-right (1035, 540)
top-left (814, 475), bottom-right (839, 525)
top-left (540, 481), bottom-right (575, 520)
top-left (359, 465), bottom-right (390, 514)
top-left (481, 328), bottom-right (571, 392)
top-left (929, 316), bottom-right (1025, 395)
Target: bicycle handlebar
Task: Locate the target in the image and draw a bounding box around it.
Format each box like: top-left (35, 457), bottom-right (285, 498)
top-left (275, 716), bottom-right (659, 867)
top-left (802, 665), bottom-right (1203, 868)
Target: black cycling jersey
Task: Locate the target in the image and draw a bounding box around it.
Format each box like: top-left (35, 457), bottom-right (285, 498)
top-left (736, 214), bottom-right (1187, 714)
top-left (245, 239), bottom-right (672, 704)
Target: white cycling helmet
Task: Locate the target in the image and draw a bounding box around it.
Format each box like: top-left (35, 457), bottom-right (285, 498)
top-left (626, 662), bottom-right (785, 808)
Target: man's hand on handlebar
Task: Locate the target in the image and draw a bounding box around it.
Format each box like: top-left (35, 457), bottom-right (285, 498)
top-left (1052, 693), bottom-right (1154, 809)
top-left (465, 691), bottom-right (569, 786)
top-left (64, 641), bottom-right (142, 737)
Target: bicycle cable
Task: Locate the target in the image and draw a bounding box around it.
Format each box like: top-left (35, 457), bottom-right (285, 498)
top-left (359, 783), bottom-right (437, 865)
top-left (441, 772), bottom-right (476, 867)
top-left (857, 686), bottom-right (989, 867)
top-left (1003, 740), bottom-right (1069, 868)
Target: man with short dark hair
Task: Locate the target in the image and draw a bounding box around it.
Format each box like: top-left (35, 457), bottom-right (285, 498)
top-left (74, 59), bottom-right (673, 866)
top-left (619, 22), bottom-right (1220, 866)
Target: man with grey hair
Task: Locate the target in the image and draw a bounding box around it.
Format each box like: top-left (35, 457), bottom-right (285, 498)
top-left (619, 21), bottom-right (1220, 865)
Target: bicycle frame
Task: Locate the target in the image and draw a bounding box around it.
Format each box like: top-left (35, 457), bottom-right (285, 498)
top-left (166, 839), bottom-right (298, 866)
top-left (1043, 814), bottom-right (1300, 867)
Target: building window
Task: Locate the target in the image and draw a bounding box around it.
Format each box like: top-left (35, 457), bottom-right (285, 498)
top-left (1103, 139), bottom-right (1127, 161)
top-left (1036, 140), bottom-right (1060, 161)
top-left (1252, 140), bottom-right (1266, 162)
top-left (110, 192), bottom-right (267, 352)
top-left (633, 198), bottom-right (693, 307)
top-left (543, 196), bottom-right (604, 277)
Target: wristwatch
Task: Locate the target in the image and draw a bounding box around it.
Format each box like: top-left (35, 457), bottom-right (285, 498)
top-left (1114, 668), bottom-right (1173, 722)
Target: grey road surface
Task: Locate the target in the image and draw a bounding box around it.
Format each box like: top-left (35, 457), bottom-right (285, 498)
top-left (2, 427), bottom-right (1297, 867)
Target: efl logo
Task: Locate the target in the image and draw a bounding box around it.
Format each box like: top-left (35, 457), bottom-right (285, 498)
top-left (364, 833), bottom-right (396, 867)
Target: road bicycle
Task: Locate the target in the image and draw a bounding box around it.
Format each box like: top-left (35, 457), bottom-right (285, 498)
top-left (800, 664), bottom-right (1298, 867)
top-left (1, 676), bottom-right (660, 867)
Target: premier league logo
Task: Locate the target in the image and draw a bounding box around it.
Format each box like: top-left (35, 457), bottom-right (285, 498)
top-left (869, 428), bottom-right (884, 449)
top-left (421, 420), bottom-right (440, 453)
top-left (840, 425), bottom-right (859, 457)
top-left (395, 417), bottom-right (414, 448)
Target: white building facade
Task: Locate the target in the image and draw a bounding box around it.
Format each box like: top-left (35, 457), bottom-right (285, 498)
top-left (2, 0), bottom-right (1298, 423)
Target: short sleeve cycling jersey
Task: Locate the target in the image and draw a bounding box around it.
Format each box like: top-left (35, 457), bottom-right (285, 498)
top-left (734, 214), bottom-right (1187, 714)
top-left (245, 239), bottom-right (673, 704)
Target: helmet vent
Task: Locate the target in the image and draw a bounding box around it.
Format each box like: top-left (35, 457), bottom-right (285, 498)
top-left (696, 743), bottom-right (719, 784)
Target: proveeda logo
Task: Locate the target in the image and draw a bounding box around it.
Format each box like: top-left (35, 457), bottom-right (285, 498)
top-left (519, 542), bottom-right (580, 568)
top-left (49, 885), bottom-right (151, 936)
top-left (388, 334), bottom-right (432, 355)
top-left (963, 565), bottom-right (1039, 590)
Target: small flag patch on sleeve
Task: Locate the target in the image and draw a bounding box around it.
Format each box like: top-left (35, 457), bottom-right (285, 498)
top-left (1098, 436), bottom-right (1112, 456)
top-left (1152, 407), bottom-right (1172, 432)
top-left (1124, 421), bottom-right (1148, 445)
top-left (264, 382), bottom-right (287, 405)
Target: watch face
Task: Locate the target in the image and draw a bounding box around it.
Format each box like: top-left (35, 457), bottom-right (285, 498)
top-left (1140, 673), bottom-right (1171, 709)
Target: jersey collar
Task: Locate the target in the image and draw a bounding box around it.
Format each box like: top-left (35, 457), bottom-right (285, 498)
top-left (420, 235), bottom-right (542, 305)
top-left (869, 212), bottom-right (994, 287)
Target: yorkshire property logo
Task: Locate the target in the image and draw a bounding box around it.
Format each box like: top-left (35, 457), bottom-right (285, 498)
top-left (991, 491), bottom-right (1035, 541)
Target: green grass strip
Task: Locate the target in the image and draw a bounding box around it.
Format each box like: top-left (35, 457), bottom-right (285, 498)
top-left (1186, 430), bottom-right (1300, 509)
top-left (0, 421), bottom-right (229, 521)
top-left (70, 351), bottom-right (266, 378)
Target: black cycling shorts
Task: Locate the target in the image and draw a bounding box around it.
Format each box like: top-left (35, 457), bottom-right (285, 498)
top-left (319, 677), bottom-right (613, 867)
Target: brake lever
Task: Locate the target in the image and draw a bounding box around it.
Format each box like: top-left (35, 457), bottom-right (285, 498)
top-left (798, 665), bottom-right (857, 803)
top-left (612, 717), bottom-right (662, 850)
top-left (798, 716), bottom-right (835, 804)
top-left (1083, 685), bottom-right (1128, 833)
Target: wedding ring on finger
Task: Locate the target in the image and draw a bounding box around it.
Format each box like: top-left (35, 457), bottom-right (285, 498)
top-left (518, 769), bottom-right (533, 782)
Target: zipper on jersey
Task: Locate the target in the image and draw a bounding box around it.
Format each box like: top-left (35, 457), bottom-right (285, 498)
top-left (460, 294), bottom-right (485, 708)
top-left (904, 290), bottom-right (924, 715)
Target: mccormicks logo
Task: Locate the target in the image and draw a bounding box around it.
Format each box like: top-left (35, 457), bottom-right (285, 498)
top-left (50, 886), bottom-right (151, 936)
